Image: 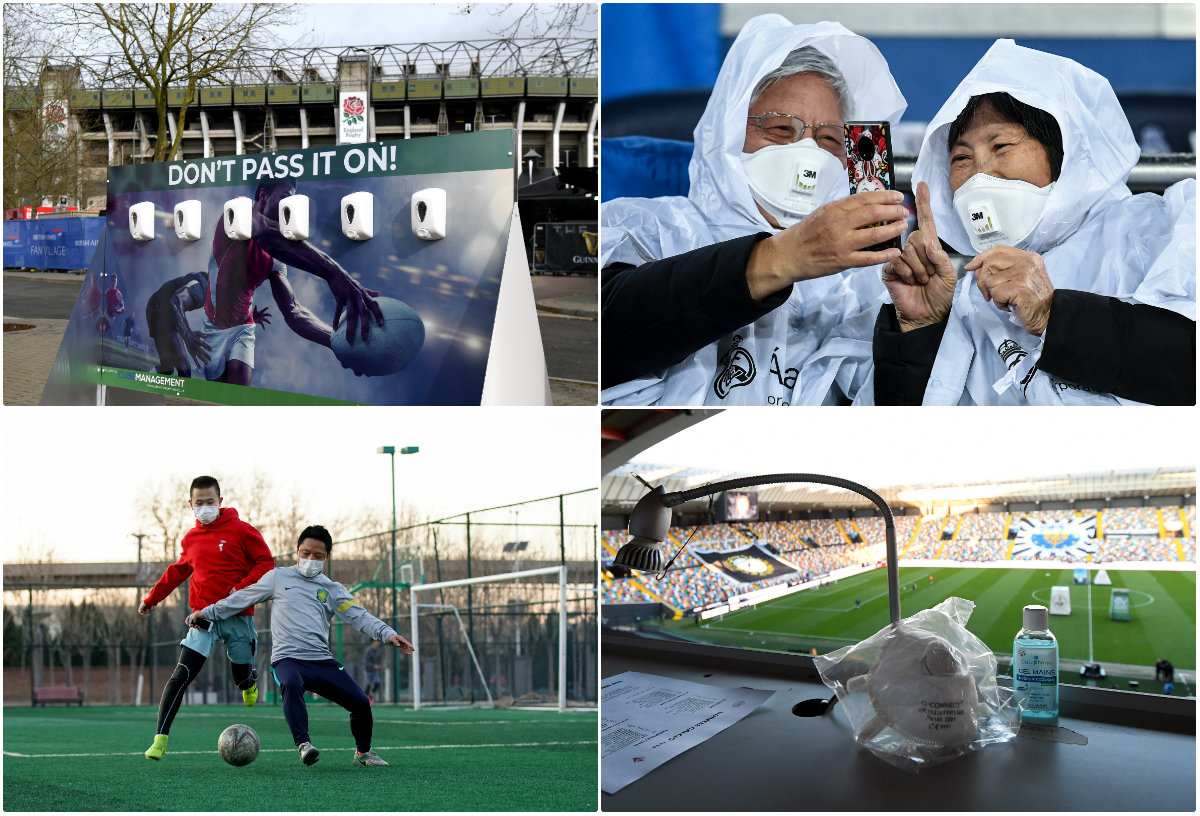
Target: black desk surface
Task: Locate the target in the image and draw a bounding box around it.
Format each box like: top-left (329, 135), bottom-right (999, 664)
top-left (602, 650), bottom-right (1196, 812)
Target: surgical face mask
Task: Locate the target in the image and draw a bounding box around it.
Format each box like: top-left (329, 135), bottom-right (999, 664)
top-left (193, 505), bottom-right (220, 525)
top-left (741, 138), bottom-right (849, 228)
top-left (952, 173), bottom-right (1054, 253)
top-left (846, 628), bottom-right (980, 750)
top-left (297, 558), bottom-right (324, 578)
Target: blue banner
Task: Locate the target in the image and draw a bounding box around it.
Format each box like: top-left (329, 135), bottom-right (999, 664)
top-left (3, 217), bottom-right (105, 270)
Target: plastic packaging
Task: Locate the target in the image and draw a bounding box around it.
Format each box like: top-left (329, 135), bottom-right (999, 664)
top-left (814, 596), bottom-right (1017, 772)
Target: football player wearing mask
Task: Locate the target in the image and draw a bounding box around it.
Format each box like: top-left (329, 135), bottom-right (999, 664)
top-left (869, 39), bottom-right (1195, 405)
top-left (139, 475), bottom-right (276, 760)
top-left (601, 15), bottom-right (908, 405)
top-left (189, 525), bottom-right (414, 767)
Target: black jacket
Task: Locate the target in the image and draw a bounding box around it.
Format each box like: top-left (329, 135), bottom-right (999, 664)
top-left (873, 289), bottom-right (1196, 405)
top-left (601, 233), bottom-right (786, 389)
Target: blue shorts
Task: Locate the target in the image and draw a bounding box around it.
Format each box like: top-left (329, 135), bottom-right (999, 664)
top-left (180, 614), bottom-right (257, 664)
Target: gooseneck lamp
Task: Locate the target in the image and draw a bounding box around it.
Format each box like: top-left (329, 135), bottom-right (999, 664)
top-left (614, 474), bottom-right (901, 625)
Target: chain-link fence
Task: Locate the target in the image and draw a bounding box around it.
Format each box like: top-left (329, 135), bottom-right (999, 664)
top-left (4, 491), bottom-right (598, 709)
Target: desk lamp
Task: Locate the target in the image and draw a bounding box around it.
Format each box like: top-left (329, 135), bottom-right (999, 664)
top-left (614, 473), bottom-right (900, 624)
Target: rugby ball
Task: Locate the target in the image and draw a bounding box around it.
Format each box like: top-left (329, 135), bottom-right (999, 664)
top-left (331, 296), bottom-right (425, 376)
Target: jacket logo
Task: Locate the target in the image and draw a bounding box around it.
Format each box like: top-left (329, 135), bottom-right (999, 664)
top-left (316, 588), bottom-right (329, 603)
top-left (997, 339), bottom-right (1026, 369)
top-left (219, 540), bottom-right (225, 552)
top-left (713, 335), bottom-right (756, 399)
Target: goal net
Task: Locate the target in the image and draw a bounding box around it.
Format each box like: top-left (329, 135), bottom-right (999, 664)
top-left (410, 565), bottom-right (577, 711)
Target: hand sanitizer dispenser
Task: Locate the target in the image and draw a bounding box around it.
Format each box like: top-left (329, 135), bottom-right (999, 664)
top-left (174, 200), bottom-right (202, 241)
top-left (129, 201), bottom-right (156, 241)
top-left (223, 196), bottom-right (254, 240)
top-left (278, 194), bottom-right (310, 241)
top-left (341, 192), bottom-right (373, 241)
top-left (411, 188), bottom-right (447, 241)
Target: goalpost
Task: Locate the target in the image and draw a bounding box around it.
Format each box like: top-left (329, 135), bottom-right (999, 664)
top-left (410, 565), bottom-right (568, 712)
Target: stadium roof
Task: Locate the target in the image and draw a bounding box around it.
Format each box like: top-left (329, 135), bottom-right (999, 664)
top-left (603, 465), bottom-right (1196, 512)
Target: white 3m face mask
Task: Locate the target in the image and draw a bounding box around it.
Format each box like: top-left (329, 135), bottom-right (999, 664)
top-left (741, 138), bottom-right (849, 228)
top-left (952, 173), bottom-right (1054, 253)
top-left (297, 558), bottom-right (324, 578)
top-left (194, 505), bottom-right (220, 525)
top-left (846, 628), bottom-right (980, 749)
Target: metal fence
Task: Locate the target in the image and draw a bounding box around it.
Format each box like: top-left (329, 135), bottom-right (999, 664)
top-left (3, 490), bottom-right (599, 709)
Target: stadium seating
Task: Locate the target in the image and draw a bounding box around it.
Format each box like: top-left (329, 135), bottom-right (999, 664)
top-left (602, 503), bottom-right (1195, 613)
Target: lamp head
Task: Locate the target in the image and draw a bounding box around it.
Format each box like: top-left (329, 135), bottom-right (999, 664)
top-left (612, 486), bottom-right (672, 573)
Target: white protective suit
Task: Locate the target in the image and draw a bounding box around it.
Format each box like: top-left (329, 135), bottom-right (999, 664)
top-left (601, 15), bottom-right (907, 406)
top-left (911, 39), bottom-right (1196, 405)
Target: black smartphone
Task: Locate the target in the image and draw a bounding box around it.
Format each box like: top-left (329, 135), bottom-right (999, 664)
top-left (190, 616), bottom-right (212, 631)
top-left (844, 121), bottom-right (902, 252)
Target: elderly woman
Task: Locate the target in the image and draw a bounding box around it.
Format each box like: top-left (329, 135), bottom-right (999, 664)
top-left (601, 15), bottom-right (908, 405)
top-left (869, 39), bottom-right (1195, 405)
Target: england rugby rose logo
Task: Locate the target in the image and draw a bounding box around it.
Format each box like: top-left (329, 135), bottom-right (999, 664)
top-left (342, 95), bottom-right (365, 127)
top-left (44, 103), bottom-right (67, 131)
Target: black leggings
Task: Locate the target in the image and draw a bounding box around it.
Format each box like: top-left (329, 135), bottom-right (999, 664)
top-left (155, 646), bottom-right (257, 735)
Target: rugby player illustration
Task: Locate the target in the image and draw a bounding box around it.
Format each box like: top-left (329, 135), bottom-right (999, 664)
top-left (150, 180), bottom-right (424, 385)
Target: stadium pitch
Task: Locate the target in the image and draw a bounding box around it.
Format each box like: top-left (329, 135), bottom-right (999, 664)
top-left (2, 704), bottom-right (597, 811)
top-left (660, 566), bottom-right (1195, 681)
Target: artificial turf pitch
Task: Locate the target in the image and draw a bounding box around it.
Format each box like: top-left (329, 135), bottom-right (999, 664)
top-left (660, 566), bottom-right (1195, 676)
top-left (2, 704), bottom-right (597, 811)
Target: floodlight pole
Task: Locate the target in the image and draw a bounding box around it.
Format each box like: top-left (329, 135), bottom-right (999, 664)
top-left (378, 444), bottom-right (418, 705)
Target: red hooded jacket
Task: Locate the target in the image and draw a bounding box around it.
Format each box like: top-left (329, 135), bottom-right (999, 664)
top-left (142, 507), bottom-right (275, 615)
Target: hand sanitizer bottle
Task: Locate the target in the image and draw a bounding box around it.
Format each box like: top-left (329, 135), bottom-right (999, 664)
top-left (1014, 604), bottom-right (1058, 725)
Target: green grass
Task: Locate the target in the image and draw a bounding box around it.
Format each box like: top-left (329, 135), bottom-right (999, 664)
top-left (661, 567), bottom-right (1195, 678)
top-left (2, 704), bottom-right (597, 811)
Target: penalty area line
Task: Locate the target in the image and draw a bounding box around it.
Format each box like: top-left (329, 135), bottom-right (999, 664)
top-left (2, 740), bottom-right (595, 759)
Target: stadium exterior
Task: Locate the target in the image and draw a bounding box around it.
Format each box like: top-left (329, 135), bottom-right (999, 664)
top-left (8, 38), bottom-right (598, 211)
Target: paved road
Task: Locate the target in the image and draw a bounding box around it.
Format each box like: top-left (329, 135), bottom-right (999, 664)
top-left (539, 312), bottom-right (596, 382)
top-left (3, 277), bottom-right (83, 319)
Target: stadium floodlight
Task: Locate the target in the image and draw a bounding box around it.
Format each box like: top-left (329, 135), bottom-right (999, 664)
top-left (613, 473), bottom-right (901, 625)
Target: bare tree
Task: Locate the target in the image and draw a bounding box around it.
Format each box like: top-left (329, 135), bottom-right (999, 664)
top-left (41, 3), bottom-right (298, 162)
top-left (456, 3), bottom-right (597, 38)
top-left (2, 5), bottom-right (92, 209)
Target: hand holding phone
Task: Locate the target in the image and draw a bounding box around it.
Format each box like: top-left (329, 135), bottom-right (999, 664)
top-left (844, 121), bottom-right (903, 252)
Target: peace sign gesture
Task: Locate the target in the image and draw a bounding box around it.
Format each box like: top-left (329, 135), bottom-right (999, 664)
top-left (881, 182), bottom-right (958, 331)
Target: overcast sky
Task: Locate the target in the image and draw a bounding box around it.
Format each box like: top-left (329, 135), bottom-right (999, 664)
top-left (4, 407), bottom-right (595, 564)
top-left (282, 3), bottom-right (597, 46)
top-left (628, 409), bottom-right (1196, 488)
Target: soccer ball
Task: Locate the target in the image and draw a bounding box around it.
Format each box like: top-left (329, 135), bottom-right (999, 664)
top-left (217, 723), bottom-right (260, 767)
top-left (331, 296), bottom-right (425, 376)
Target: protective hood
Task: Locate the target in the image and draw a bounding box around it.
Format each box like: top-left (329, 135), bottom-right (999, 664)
top-left (602, 14), bottom-right (906, 268)
top-left (911, 39), bottom-right (1196, 405)
top-left (600, 16), bottom-right (907, 406)
top-left (913, 39), bottom-right (1139, 257)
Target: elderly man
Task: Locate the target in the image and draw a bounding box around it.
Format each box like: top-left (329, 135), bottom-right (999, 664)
top-left (870, 39), bottom-right (1195, 405)
top-left (601, 15), bottom-right (908, 405)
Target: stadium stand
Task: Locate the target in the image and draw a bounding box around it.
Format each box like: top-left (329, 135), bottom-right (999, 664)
top-left (603, 504), bottom-right (1195, 614)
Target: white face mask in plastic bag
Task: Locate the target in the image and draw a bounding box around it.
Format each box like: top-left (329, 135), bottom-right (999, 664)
top-left (845, 628), bottom-right (980, 749)
top-left (741, 138), bottom-right (849, 228)
top-left (951, 173), bottom-right (1054, 252)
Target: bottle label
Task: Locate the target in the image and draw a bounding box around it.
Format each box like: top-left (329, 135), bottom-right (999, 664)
top-left (1014, 644), bottom-right (1058, 710)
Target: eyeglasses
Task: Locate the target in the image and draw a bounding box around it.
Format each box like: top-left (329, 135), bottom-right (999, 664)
top-left (747, 113), bottom-right (846, 156)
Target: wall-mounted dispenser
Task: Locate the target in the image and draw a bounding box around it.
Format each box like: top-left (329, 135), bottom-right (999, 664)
top-left (341, 192), bottom-right (374, 241)
top-left (278, 194), bottom-right (311, 241)
top-left (223, 196), bottom-right (254, 240)
top-left (174, 200), bottom-right (202, 241)
top-left (129, 201), bottom-right (156, 241)
top-left (411, 187), bottom-right (447, 241)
